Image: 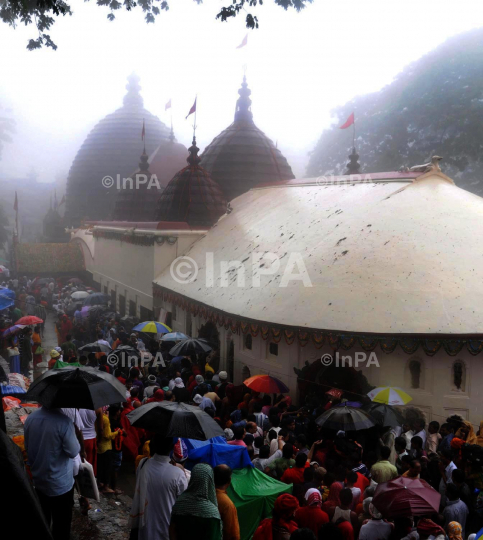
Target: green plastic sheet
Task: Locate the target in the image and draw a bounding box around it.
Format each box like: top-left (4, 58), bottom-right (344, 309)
top-left (53, 360), bottom-right (82, 369)
top-left (227, 467), bottom-right (292, 540)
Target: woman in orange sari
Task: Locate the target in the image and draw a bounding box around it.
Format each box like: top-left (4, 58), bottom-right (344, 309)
top-left (32, 326), bottom-right (43, 367)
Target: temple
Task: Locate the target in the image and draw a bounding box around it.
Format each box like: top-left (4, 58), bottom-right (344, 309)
top-left (200, 76), bottom-right (295, 202)
top-left (155, 137), bottom-right (227, 227)
top-left (65, 74), bottom-right (171, 225)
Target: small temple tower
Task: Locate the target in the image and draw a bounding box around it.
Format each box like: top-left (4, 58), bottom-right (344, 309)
top-left (346, 147), bottom-right (361, 175)
top-left (155, 137), bottom-right (227, 227)
top-left (200, 76), bottom-right (294, 202)
top-left (42, 195), bottom-right (69, 243)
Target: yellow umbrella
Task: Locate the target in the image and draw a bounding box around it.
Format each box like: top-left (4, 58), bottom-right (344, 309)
top-left (367, 386), bottom-right (412, 406)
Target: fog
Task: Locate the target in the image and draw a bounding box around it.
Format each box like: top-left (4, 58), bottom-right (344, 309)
top-left (0, 0), bottom-right (482, 185)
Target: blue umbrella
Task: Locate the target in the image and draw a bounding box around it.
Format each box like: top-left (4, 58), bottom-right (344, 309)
top-left (0, 287), bottom-right (15, 311)
top-left (132, 321), bottom-right (171, 334)
top-left (161, 332), bottom-right (189, 341)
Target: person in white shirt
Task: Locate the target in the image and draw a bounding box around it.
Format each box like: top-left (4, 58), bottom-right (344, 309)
top-left (439, 449), bottom-right (457, 506)
top-left (401, 423), bottom-right (414, 451)
top-left (129, 435), bottom-right (187, 540)
top-left (359, 502), bottom-right (393, 540)
top-left (95, 333), bottom-right (111, 349)
top-left (253, 443), bottom-right (283, 471)
top-left (413, 419), bottom-right (427, 448)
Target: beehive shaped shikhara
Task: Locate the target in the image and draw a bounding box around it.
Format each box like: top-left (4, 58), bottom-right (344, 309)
top-left (155, 137), bottom-right (227, 228)
top-left (65, 74), bottom-right (170, 225)
top-left (200, 76), bottom-right (295, 202)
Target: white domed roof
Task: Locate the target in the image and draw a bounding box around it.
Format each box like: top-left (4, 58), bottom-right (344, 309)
top-left (154, 170), bottom-right (483, 336)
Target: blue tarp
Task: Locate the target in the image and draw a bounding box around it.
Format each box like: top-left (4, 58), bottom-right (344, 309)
top-left (0, 287), bottom-right (15, 311)
top-left (184, 437), bottom-right (253, 470)
top-left (184, 436), bottom-right (227, 450)
top-left (0, 385), bottom-right (26, 395)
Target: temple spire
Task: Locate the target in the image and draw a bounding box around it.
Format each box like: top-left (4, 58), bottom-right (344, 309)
top-left (346, 147), bottom-right (361, 175)
top-left (139, 150), bottom-right (149, 173)
top-left (123, 73), bottom-right (144, 108)
top-left (187, 137), bottom-right (201, 167)
top-left (234, 75), bottom-right (253, 123)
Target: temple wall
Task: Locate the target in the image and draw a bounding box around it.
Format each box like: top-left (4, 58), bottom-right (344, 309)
top-left (69, 229), bottom-right (204, 319)
top-left (154, 299), bottom-right (481, 426)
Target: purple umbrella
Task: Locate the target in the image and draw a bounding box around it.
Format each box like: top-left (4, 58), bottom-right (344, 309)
top-left (0, 324), bottom-right (27, 338)
top-left (336, 401), bottom-right (362, 408)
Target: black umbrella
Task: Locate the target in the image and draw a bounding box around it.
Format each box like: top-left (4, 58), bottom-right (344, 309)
top-left (127, 401), bottom-right (224, 440)
top-left (79, 341), bottom-right (112, 354)
top-left (25, 367), bottom-right (126, 409)
top-left (315, 405), bottom-right (376, 431)
top-left (83, 293), bottom-right (110, 306)
top-left (106, 345), bottom-right (141, 370)
top-left (169, 338), bottom-right (212, 356)
top-left (362, 402), bottom-right (405, 428)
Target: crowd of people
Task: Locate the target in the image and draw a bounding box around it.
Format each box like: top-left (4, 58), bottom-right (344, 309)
top-left (20, 337), bottom-right (483, 540)
top-left (5, 277), bottom-right (483, 540)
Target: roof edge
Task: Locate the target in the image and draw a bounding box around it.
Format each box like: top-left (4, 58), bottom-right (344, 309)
top-left (153, 283), bottom-right (483, 356)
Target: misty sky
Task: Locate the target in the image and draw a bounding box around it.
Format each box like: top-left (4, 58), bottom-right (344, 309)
top-left (0, 0), bottom-right (482, 185)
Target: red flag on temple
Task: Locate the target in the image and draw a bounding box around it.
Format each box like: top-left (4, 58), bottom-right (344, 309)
top-left (186, 98), bottom-right (197, 120)
top-left (339, 112), bottom-right (355, 129)
top-left (165, 99), bottom-right (172, 111)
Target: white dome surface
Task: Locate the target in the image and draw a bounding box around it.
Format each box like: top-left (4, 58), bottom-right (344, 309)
top-left (154, 171), bottom-right (483, 336)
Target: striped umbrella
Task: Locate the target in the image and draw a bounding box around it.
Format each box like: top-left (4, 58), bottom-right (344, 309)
top-left (243, 375), bottom-right (289, 394)
top-left (367, 387), bottom-right (412, 406)
top-left (132, 321), bottom-right (172, 334)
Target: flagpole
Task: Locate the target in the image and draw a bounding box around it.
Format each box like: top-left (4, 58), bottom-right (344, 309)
top-left (15, 192), bottom-right (18, 238)
top-left (143, 118), bottom-right (146, 153)
top-left (193, 95), bottom-right (197, 139)
top-left (353, 113), bottom-right (356, 149)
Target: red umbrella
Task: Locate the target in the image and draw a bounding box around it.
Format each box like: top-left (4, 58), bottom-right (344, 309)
top-left (243, 375), bottom-right (289, 394)
top-left (16, 316), bottom-right (44, 325)
top-left (326, 389), bottom-right (343, 399)
top-left (372, 477), bottom-right (441, 518)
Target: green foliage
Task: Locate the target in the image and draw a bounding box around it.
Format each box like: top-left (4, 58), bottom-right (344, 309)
top-left (0, 0), bottom-right (312, 50)
top-left (306, 28), bottom-right (483, 196)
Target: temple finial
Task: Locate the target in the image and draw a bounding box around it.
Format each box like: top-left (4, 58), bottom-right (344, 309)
top-left (139, 150), bottom-right (149, 173)
top-left (234, 75), bottom-right (253, 123)
top-left (123, 73), bottom-right (144, 107)
top-left (187, 137), bottom-right (201, 166)
top-left (346, 147), bottom-right (361, 175)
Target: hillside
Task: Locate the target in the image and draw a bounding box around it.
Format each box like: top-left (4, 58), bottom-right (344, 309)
top-left (306, 28), bottom-right (483, 194)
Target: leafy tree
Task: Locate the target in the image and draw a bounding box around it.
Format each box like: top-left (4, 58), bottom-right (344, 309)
top-left (306, 28), bottom-right (483, 197)
top-left (0, 0), bottom-right (312, 50)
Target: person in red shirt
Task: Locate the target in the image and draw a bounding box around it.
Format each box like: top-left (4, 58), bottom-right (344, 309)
top-left (281, 452), bottom-right (310, 484)
top-left (295, 488), bottom-right (329, 535)
top-left (227, 426), bottom-right (247, 447)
